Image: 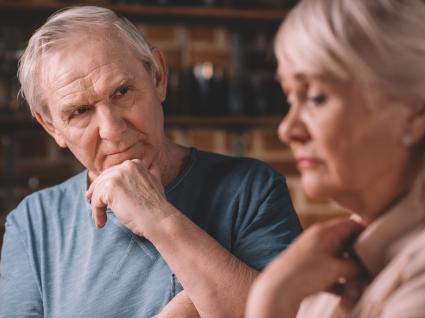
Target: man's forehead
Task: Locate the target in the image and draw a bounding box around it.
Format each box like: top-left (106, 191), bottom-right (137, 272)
top-left (41, 41), bottom-right (135, 90)
top-left (40, 59), bottom-right (134, 118)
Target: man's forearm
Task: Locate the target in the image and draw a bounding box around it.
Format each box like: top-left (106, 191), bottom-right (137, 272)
top-left (146, 205), bottom-right (259, 318)
top-left (155, 291), bottom-right (200, 318)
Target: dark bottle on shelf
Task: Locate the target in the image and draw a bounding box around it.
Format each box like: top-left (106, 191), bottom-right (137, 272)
top-left (162, 68), bottom-right (179, 115)
top-left (175, 68), bottom-right (202, 115)
top-left (227, 78), bottom-right (251, 116)
top-left (0, 63), bottom-right (10, 112)
top-left (207, 70), bottom-right (228, 116)
top-left (0, 26), bottom-right (21, 114)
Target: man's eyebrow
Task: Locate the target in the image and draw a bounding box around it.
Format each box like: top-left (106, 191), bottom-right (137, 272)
top-left (58, 76), bottom-right (134, 114)
top-left (111, 78), bottom-right (131, 91)
top-left (59, 102), bottom-right (84, 116)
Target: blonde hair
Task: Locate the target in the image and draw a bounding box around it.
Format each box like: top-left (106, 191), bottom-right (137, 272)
top-left (18, 6), bottom-right (161, 117)
top-left (275, 0), bottom-right (425, 102)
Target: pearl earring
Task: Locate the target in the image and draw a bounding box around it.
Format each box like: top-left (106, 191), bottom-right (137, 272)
top-left (401, 132), bottom-right (414, 147)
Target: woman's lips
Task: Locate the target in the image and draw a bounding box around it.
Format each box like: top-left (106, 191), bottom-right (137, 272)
top-left (296, 157), bottom-right (323, 170)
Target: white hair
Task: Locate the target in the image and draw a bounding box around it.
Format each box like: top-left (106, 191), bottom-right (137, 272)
top-left (18, 6), bottom-right (161, 118)
top-left (275, 0), bottom-right (425, 102)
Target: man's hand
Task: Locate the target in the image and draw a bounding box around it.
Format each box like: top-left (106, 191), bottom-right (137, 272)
top-left (246, 218), bottom-right (366, 318)
top-left (86, 158), bottom-right (259, 318)
top-left (86, 159), bottom-right (175, 238)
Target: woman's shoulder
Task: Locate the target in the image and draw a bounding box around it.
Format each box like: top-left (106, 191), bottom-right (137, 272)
top-left (401, 226), bottom-right (425, 276)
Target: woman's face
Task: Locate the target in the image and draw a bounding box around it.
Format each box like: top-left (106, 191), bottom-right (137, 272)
top-left (276, 58), bottom-right (412, 213)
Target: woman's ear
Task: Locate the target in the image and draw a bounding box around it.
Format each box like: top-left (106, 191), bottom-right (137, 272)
top-left (407, 102), bottom-right (425, 145)
top-left (34, 111), bottom-right (67, 148)
top-left (151, 47), bottom-right (168, 103)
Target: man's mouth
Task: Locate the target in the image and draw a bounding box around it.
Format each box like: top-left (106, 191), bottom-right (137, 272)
top-left (107, 145), bottom-right (133, 156)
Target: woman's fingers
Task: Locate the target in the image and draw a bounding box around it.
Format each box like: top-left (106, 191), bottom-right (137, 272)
top-left (337, 258), bottom-right (361, 280)
top-left (323, 218), bottom-right (364, 241)
top-left (312, 218), bottom-right (365, 253)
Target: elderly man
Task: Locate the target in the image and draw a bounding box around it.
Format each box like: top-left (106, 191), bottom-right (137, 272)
top-left (0, 6), bottom-right (301, 318)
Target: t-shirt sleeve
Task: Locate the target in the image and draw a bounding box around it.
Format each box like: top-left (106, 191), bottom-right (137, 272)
top-left (0, 215), bottom-right (43, 317)
top-left (232, 174), bottom-right (302, 271)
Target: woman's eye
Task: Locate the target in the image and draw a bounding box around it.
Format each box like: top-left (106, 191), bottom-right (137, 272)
top-left (307, 94), bottom-right (327, 106)
top-left (115, 86), bottom-right (129, 97)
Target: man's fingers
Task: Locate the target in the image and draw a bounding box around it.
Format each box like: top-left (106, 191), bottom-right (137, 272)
top-left (92, 204), bottom-right (107, 229)
top-left (86, 181), bottom-right (94, 200)
top-left (149, 163), bottom-right (162, 183)
top-left (131, 157), bottom-right (162, 185)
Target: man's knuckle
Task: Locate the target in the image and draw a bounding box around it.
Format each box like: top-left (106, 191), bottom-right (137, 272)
top-left (121, 160), bottom-right (133, 169)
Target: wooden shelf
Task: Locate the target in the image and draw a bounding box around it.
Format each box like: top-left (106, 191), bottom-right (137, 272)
top-left (0, 2), bottom-right (286, 130)
top-left (0, 112), bottom-right (281, 129)
top-left (0, 112), bottom-right (35, 123)
top-left (165, 115), bottom-right (281, 128)
top-left (0, 2), bottom-right (288, 25)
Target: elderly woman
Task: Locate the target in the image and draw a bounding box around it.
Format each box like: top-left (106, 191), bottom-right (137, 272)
top-left (246, 0), bottom-right (425, 317)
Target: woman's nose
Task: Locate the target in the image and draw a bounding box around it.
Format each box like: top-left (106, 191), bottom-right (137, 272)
top-left (278, 106), bottom-right (308, 145)
top-left (278, 117), bottom-right (290, 145)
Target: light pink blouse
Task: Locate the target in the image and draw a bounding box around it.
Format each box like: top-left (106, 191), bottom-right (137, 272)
top-left (297, 167), bottom-right (425, 318)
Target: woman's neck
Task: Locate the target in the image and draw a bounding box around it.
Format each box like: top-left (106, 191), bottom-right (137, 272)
top-left (336, 161), bottom-right (421, 225)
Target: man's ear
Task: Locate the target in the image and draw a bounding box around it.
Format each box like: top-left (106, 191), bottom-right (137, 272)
top-left (151, 47), bottom-right (168, 103)
top-left (34, 111), bottom-right (67, 148)
top-left (407, 102), bottom-right (425, 145)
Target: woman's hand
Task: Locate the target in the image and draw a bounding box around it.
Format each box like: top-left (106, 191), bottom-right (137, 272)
top-left (246, 218), bottom-right (366, 318)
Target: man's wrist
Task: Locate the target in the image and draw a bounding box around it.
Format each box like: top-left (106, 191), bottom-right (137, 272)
top-left (141, 202), bottom-right (182, 241)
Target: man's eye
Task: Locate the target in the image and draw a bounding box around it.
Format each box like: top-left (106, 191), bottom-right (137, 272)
top-left (307, 94), bottom-right (327, 106)
top-left (115, 86), bottom-right (129, 97)
top-left (72, 106), bottom-right (90, 116)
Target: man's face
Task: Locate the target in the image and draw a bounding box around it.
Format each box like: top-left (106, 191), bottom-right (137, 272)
top-left (38, 35), bottom-right (167, 181)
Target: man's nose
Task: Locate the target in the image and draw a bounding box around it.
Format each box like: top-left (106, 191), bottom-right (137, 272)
top-left (97, 105), bottom-right (127, 141)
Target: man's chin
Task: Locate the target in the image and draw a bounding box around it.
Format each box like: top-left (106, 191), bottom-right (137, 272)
top-left (86, 156), bottom-right (137, 183)
top-left (104, 157), bottom-right (135, 170)
top-left (103, 153), bottom-right (152, 170)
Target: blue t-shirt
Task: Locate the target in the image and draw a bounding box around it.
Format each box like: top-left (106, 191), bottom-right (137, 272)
top-left (0, 148), bottom-right (302, 317)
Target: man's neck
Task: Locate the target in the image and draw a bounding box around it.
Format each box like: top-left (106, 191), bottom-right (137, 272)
top-left (157, 139), bottom-right (191, 188)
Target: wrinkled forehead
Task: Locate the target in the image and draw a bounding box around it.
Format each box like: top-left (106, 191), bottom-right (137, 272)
top-left (39, 34), bottom-right (135, 88)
